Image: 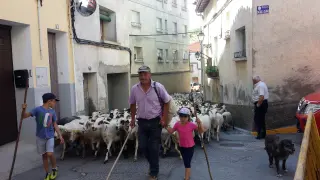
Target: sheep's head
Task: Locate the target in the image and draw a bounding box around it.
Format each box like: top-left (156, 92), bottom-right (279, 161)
top-left (92, 111), bottom-right (102, 120)
top-left (82, 121), bottom-right (93, 132)
top-left (92, 117), bottom-right (105, 131)
top-left (117, 118), bottom-right (130, 132)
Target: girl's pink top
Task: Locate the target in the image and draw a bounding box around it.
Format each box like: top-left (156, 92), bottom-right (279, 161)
top-left (173, 122), bottom-right (198, 148)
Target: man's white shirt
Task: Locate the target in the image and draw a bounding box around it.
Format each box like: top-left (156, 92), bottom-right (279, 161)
top-left (252, 81), bottom-right (269, 102)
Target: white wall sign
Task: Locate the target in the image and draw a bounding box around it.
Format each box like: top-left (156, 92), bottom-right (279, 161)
top-left (35, 67), bottom-right (49, 87)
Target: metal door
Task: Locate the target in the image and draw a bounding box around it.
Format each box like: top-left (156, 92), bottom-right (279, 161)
top-left (0, 25), bottom-right (18, 146)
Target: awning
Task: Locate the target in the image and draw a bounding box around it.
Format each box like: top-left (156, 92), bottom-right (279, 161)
top-left (195, 0), bottom-right (210, 13)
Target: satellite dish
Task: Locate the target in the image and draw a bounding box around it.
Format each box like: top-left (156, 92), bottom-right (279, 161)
top-left (76, 0), bottom-right (97, 17)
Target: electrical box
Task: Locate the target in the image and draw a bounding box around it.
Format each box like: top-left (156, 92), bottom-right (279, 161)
top-left (14, 69), bottom-right (29, 88)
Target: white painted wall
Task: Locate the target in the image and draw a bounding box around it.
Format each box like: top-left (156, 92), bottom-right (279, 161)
top-left (202, 0), bottom-right (253, 105)
top-left (73, 0), bottom-right (130, 113)
top-left (253, 0), bottom-right (320, 102)
top-left (189, 52), bottom-right (201, 83)
top-left (128, 0), bottom-right (190, 74)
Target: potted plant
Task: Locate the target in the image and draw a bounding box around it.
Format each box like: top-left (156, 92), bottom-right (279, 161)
top-left (205, 65), bottom-right (219, 78)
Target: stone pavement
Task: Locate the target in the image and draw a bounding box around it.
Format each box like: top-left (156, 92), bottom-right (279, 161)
top-left (10, 130), bottom-right (303, 180)
top-left (0, 141), bottom-right (42, 180)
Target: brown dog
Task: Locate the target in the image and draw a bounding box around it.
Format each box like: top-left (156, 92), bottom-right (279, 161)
top-left (264, 135), bottom-right (295, 177)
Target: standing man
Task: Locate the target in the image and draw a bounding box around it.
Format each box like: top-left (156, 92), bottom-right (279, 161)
top-left (252, 75), bottom-right (269, 139)
top-left (129, 65), bottom-right (171, 180)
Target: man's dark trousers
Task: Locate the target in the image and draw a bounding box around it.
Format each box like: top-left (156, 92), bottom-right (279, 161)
top-left (137, 117), bottom-right (162, 177)
top-left (254, 100), bottom-right (268, 138)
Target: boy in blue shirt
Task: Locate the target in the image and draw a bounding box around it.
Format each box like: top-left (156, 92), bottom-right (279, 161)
top-left (22, 93), bottom-right (64, 180)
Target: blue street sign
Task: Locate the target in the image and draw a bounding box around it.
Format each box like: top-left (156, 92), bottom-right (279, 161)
top-left (257, 5), bottom-right (269, 14)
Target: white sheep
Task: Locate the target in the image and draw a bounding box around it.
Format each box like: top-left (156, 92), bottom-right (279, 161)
top-left (209, 109), bottom-right (224, 142)
top-left (222, 111), bottom-right (233, 130)
top-left (101, 118), bottom-right (121, 163)
top-left (163, 115), bottom-right (182, 159)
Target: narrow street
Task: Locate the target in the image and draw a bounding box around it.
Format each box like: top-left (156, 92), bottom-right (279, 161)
top-left (12, 130), bottom-right (302, 180)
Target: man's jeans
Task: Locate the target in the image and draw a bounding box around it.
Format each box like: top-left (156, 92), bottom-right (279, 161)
top-left (254, 100), bottom-right (268, 138)
top-left (137, 117), bottom-right (162, 177)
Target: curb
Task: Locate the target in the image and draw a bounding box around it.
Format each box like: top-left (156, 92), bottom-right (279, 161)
top-left (251, 126), bottom-right (298, 136)
top-left (234, 126), bottom-right (298, 136)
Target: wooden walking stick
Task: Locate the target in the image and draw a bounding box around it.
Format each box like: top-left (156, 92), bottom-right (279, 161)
top-left (106, 129), bottom-right (132, 180)
top-left (8, 79), bottom-right (29, 180)
top-left (192, 92), bottom-right (213, 180)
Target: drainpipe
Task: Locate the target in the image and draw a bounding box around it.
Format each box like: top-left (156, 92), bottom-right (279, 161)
top-left (37, 0), bottom-right (43, 60)
top-left (69, 0), bottom-right (132, 73)
top-left (67, 0), bottom-right (78, 115)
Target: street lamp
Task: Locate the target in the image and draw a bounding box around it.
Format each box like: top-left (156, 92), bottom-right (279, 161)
top-left (197, 31), bottom-right (205, 42)
top-left (195, 51), bottom-right (200, 59)
top-left (197, 31), bottom-right (206, 100)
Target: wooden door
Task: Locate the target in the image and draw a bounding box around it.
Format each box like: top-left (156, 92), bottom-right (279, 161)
top-left (0, 25), bottom-right (18, 146)
top-left (47, 33), bottom-right (60, 119)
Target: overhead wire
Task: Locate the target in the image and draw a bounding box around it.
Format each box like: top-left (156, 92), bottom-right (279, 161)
top-left (70, 0), bottom-right (132, 72)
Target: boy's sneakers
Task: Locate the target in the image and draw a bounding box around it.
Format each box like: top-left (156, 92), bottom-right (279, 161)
top-left (44, 173), bottom-right (50, 180)
top-left (50, 168), bottom-right (58, 179)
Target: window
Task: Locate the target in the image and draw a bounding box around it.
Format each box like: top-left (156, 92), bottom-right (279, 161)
top-left (173, 22), bottom-right (178, 34)
top-left (172, 0), bottom-right (177, 8)
top-left (190, 65), bottom-right (194, 72)
top-left (164, 20), bottom-right (168, 34)
top-left (100, 7), bottom-right (117, 42)
top-left (234, 27), bottom-right (246, 59)
top-left (134, 47), bottom-right (143, 62)
top-left (156, 18), bottom-right (163, 33)
top-left (183, 25), bottom-right (187, 37)
top-left (131, 10), bottom-right (141, 28)
top-left (157, 49), bottom-right (164, 62)
top-left (183, 51), bottom-right (189, 60)
top-left (173, 50), bottom-right (178, 62)
top-left (182, 0), bottom-right (187, 11)
top-left (165, 49), bottom-right (169, 62)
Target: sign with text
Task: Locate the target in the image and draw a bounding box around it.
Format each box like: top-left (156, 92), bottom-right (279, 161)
top-left (257, 5), bottom-right (269, 14)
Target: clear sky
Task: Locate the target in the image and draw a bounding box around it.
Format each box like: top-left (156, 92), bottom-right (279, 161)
top-left (188, 0), bottom-right (203, 30)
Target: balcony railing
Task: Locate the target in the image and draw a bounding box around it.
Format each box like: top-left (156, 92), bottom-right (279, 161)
top-left (131, 22), bottom-right (141, 28)
top-left (156, 28), bottom-right (163, 33)
top-left (134, 58), bottom-right (143, 62)
top-left (172, 2), bottom-right (178, 8)
top-left (234, 50), bottom-right (246, 58)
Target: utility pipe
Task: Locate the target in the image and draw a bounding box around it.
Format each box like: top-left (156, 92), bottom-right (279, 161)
top-left (37, 0), bottom-right (43, 60)
top-left (67, 0), bottom-right (78, 115)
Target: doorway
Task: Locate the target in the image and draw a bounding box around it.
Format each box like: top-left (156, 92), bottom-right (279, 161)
top-left (107, 73), bottom-right (129, 110)
top-left (0, 25), bottom-right (18, 146)
top-left (83, 73), bottom-right (97, 116)
top-left (47, 33), bottom-right (60, 119)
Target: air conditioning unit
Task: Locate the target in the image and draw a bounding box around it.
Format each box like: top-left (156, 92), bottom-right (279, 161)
top-left (224, 30), bottom-right (230, 40)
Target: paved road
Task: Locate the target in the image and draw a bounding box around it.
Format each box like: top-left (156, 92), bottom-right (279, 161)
top-left (12, 130), bottom-right (302, 180)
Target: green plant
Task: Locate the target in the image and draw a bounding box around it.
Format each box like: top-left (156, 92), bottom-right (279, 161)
top-left (205, 65), bottom-right (219, 74)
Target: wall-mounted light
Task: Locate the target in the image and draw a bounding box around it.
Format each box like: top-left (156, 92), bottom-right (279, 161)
top-left (197, 31), bottom-right (205, 42)
top-left (195, 51), bottom-right (200, 60)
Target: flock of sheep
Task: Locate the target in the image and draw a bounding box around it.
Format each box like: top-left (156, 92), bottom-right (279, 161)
top-left (54, 92), bottom-right (234, 163)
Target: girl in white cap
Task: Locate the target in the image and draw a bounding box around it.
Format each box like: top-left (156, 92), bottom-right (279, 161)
top-left (165, 107), bottom-right (204, 180)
